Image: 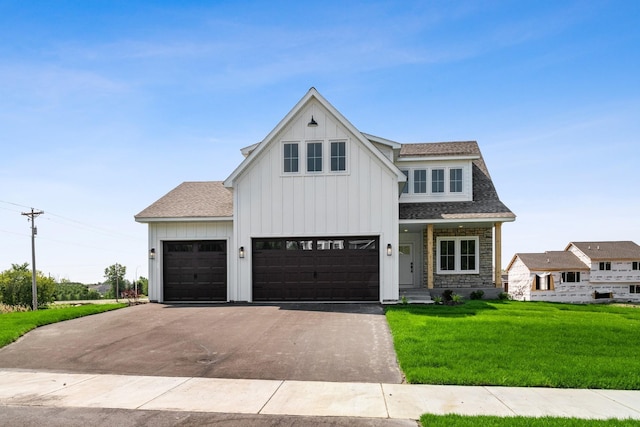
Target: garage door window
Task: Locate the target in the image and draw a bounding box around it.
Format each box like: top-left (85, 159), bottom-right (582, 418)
top-left (348, 239), bottom-right (376, 249)
top-left (167, 243), bottom-right (193, 252)
top-left (317, 240), bottom-right (344, 250)
top-left (255, 240), bottom-right (284, 250)
top-left (198, 242), bottom-right (225, 252)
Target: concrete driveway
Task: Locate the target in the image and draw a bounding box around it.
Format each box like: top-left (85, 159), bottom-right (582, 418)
top-left (0, 303), bottom-right (402, 384)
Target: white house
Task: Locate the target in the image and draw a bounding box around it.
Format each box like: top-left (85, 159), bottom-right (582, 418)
top-left (507, 241), bottom-right (640, 303)
top-left (135, 88), bottom-right (515, 303)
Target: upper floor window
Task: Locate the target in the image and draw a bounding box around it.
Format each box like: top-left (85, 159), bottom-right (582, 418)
top-left (401, 170), bottom-right (409, 193)
top-left (450, 168), bottom-right (463, 193)
top-left (307, 142), bottom-right (323, 172)
top-left (283, 143), bottom-right (299, 173)
top-left (632, 261), bottom-right (639, 270)
top-left (437, 237), bottom-right (479, 274)
top-left (330, 141), bottom-right (346, 172)
top-left (414, 169), bottom-right (427, 193)
top-left (562, 272), bottom-right (581, 283)
top-left (432, 169), bottom-right (444, 193)
top-left (599, 262), bottom-right (611, 271)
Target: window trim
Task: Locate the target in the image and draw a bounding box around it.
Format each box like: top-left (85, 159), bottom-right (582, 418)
top-left (329, 140), bottom-right (347, 173)
top-left (436, 236), bottom-right (480, 274)
top-left (306, 141), bottom-right (323, 173)
top-left (561, 271), bottom-right (581, 283)
top-left (282, 142), bottom-right (300, 174)
top-left (400, 165), bottom-right (467, 197)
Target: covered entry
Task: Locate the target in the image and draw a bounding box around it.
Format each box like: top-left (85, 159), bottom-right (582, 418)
top-left (162, 240), bottom-right (227, 302)
top-left (252, 236), bottom-right (380, 301)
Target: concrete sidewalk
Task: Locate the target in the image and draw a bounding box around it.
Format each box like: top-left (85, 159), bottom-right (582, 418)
top-left (1, 370), bottom-right (639, 421)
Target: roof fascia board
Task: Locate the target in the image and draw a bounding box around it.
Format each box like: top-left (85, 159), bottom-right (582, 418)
top-left (397, 155), bottom-right (480, 162)
top-left (399, 217), bottom-right (515, 225)
top-left (362, 133), bottom-right (402, 149)
top-left (135, 217), bottom-right (233, 223)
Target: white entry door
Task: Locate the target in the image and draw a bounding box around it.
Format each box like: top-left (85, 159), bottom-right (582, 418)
top-left (399, 243), bottom-right (414, 286)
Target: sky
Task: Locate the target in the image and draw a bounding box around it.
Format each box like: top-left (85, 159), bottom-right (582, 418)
top-left (1, 0), bottom-right (639, 284)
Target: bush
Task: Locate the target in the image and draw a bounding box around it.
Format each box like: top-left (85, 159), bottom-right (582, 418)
top-left (0, 263), bottom-right (55, 308)
top-left (498, 291), bottom-right (510, 300)
top-left (442, 289), bottom-right (454, 302)
top-left (470, 290), bottom-right (484, 300)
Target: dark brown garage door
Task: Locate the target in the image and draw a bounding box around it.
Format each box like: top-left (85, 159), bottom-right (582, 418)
top-left (252, 236), bottom-right (379, 301)
top-left (163, 240), bottom-right (227, 302)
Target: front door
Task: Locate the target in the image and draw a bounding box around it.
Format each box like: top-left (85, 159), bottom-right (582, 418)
top-left (399, 243), bottom-right (414, 286)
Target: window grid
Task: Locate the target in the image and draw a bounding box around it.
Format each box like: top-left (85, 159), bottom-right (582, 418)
top-left (283, 143), bottom-right (299, 173)
top-left (307, 142), bottom-right (323, 172)
top-left (450, 168), bottom-right (463, 193)
top-left (414, 169), bottom-right (427, 193)
top-left (330, 141), bottom-right (346, 172)
top-left (431, 169), bottom-right (444, 193)
top-left (440, 240), bottom-right (455, 271)
top-left (460, 239), bottom-right (476, 271)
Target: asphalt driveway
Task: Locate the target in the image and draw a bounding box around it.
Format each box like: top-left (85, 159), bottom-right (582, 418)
top-left (0, 303), bottom-right (402, 384)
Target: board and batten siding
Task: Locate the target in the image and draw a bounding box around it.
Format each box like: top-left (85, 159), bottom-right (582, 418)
top-left (232, 100), bottom-right (400, 302)
top-left (147, 221), bottom-right (234, 302)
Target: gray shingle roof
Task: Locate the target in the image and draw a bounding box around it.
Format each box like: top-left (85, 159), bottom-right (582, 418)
top-left (398, 141), bottom-right (515, 220)
top-left (515, 251), bottom-right (589, 271)
top-left (568, 241), bottom-right (640, 261)
top-left (135, 181), bottom-right (232, 220)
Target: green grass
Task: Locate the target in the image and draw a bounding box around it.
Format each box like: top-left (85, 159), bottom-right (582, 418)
top-left (0, 303), bottom-right (127, 348)
top-left (386, 301), bottom-right (640, 389)
top-left (421, 414), bottom-right (640, 426)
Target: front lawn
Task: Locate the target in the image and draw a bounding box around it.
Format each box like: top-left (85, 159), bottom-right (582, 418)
top-left (420, 414), bottom-right (640, 427)
top-left (386, 300), bottom-right (640, 389)
top-left (0, 303), bottom-right (126, 348)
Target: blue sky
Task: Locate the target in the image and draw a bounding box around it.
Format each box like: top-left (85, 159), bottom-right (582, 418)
top-left (1, 1), bottom-right (638, 283)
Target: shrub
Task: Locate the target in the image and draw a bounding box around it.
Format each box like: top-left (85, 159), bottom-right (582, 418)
top-left (452, 293), bottom-right (464, 304)
top-left (432, 296), bottom-right (443, 305)
top-left (442, 289), bottom-right (454, 302)
top-left (498, 291), bottom-right (510, 300)
top-left (0, 263), bottom-right (55, 308)
top-left (470, 290), bottom-right (484, 300)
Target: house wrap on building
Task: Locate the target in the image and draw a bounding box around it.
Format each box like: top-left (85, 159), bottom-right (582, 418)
top-left (507, 241), bottom-right (640, 303)
top-left (135, 88), bottom-right (515, 303)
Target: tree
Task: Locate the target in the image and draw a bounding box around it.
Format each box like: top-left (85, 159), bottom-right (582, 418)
top-left (104, 263), bottom-right (127, 300)
top-left (0, 263), bottom-right (56, 308)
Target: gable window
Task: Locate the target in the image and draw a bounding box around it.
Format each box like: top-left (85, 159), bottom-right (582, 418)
top-left (283, 143), bottom-right (299, 173)
top-left (599, 262), bottom-right (611, 271)
top-left (450, 168), bottom-right (463, 193)
top-left (562, 272), bottom-right (581, 283)
top-left (307, 142), bottom-right (323, 172)
top-left (437, 237), bottom-right (479, 274)
top-left (432, 169), bottom-right (444, 193)
top-left (330, 141), bottom-right (346, 172)
top-left (414, 169), bottom-right (427, 193)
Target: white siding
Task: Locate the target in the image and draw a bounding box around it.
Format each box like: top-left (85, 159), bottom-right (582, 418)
top-left (147, 221), bottom-right (234, 303)
top-left (232, 99), bottom-right (399, 302)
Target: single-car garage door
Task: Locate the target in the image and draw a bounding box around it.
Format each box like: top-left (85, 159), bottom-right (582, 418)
top-left (252, 236), bottom-right (379, 301)
top-left (163, 240), bottom-right (227, 302)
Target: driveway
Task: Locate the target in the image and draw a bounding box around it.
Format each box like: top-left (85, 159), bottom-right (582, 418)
top-left (0, 303), bottom-right (402, 384)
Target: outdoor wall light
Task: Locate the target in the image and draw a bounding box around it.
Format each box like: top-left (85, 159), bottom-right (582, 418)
top-left (149, 248), bottom-right (156, 260)
top-left (387, 244), bottom-right (392, 256)
top-left (239, 246), bottom-right (245, 258)
top-left (307, 115), bottom-right (318, 127)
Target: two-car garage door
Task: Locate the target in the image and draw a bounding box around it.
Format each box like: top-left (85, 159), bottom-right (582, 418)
top-left (162, 236), bottom-right (380, 302)
top-left (252, 236), bottom-right (380, 302)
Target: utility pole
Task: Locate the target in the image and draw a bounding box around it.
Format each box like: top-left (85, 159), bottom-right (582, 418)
top-left (21, 208), bottom-right (44, 311)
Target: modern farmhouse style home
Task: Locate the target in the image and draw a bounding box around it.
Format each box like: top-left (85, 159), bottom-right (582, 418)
top-left (135, 88), bottom-right (515, 303)
top-left (507, 241), bottom-right (640, 303)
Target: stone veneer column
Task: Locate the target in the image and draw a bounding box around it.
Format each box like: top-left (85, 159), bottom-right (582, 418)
top-left (494, 222), bottom-right (502, 288)
top-left (427, 224), bottom-right (434, 289)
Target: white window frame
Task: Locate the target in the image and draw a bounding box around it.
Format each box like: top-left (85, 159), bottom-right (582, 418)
top-left (400, 165), bottom-right (467, 197)
top-left (436, 236), bottom-right (479, 274)
top-left (282, 141), bottom-right (300, 174)
top-left (329, 140), bottom-right (348, 174)
top-left (306, 141), bottom-right (323, 173)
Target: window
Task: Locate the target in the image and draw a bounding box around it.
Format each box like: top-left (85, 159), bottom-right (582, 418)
top-left (330, 141), bottom-right (346, 172)
top-left (630, 285), bottom-right (640, 293)
top-left (599, 262), bottom-right (611, 271)
top-left (401, 170), bottom-right (409, 193)
top-left (633, 262), bottom-right (639, 270)
top-left (437, 237), bottom-right (479, 274)
top-left (432, 169), bottom-right (444, 193)
top-left (414, 169), bottom-right (427, 193)
top-left (534, 275), bottom-right (552, 290)
top-left (450, 168), bottom-right (463, 193)
top-left (562, 272), bottom-right (581, 283)
top-left (307, 142), bottom-right (323, 172)
top-left (283, 143), bottom-right (299, 173)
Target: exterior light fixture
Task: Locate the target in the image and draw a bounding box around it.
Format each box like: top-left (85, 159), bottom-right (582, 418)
top-left (307, 115), bottom-right (318, 127)
top-left (387, 244), bottom-right (392, 256)
top-left (239, 246), bottom-right (245, 258)
top-left (149, 248), bottom-right (156, 259)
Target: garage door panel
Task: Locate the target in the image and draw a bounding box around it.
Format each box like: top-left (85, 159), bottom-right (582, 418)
top-left (252, 237), bottom-right (379, 302)
top-left (163, 240), bottom-right (227, 302)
